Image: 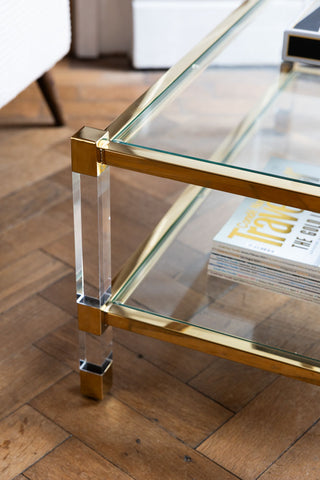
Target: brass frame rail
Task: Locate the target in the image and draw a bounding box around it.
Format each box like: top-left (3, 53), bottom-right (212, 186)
top-left (71, 0), bottom-right (320, 398)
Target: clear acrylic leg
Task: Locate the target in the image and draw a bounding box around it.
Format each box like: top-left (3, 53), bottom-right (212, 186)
top-left (72, 166), bottom-right (111, 305)
top-left (79, 328), bottom-right (113, 400)
top-left (72, 165), bottom-right (112, 399)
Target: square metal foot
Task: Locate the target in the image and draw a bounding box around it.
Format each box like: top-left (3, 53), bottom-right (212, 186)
top-left (80, 357), bottom-right (113, 400)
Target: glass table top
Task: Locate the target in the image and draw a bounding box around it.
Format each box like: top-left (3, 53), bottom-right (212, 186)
top-left (106, 0), bottom-right (320, 368)
top-left (109, 0), bottom-right (320, 189)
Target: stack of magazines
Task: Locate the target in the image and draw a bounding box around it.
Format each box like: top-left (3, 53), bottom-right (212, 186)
top-left (208, 159), bottom-right (320, 302)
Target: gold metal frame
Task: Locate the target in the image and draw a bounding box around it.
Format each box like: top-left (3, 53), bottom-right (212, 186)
top-left (99, 138), bottom-right (320, 213)
top-left (101, 181), bottom-right (320, 387)
top-left (71, 0), bottom-right (320, 398)
top-left (71, 127), bottom-right (105, 177)
top-left (78, 302), bottom-right (106, 336)
top-left (104, 304), bottom-right (320, 386)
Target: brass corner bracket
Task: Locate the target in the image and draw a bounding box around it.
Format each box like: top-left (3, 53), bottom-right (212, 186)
top-left (71, 126), bottom-right (106, 177)
top-left (78, 302), bottom-right (107, 336)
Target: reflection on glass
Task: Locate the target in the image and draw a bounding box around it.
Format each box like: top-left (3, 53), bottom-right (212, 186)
top-left (73, 167), bottom-right (111, 306)
top-left (117, 186), bottom-right (320, 365)
top-left (114, 0), bottom-right (318, 188)
top-left (72, 172), bottom-right (83, 298)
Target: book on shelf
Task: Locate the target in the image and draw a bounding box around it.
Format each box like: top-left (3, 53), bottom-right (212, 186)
top-left (208, 158), bottom-right (320, 301)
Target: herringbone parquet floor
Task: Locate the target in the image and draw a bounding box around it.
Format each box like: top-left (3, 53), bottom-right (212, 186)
top-left (1, 57), bottom-right (320, 480)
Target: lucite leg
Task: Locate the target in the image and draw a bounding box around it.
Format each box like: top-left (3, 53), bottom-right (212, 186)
top-left (79, 329), bottom-right (113, 400)
top-left (71, 127), bottom-right (112, 399)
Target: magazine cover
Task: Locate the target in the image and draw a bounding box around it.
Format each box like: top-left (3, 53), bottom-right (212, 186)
top-left (211, 158), bottom-right (320, 269)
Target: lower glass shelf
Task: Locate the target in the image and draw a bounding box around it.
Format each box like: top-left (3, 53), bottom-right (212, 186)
top-left (109, 184), bottom-right (320, 376)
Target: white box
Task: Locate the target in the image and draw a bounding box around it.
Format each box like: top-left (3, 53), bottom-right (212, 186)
top-left (131, 0), bottom-right (310, 68)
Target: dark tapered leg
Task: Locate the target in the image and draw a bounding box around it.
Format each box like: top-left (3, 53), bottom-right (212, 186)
top-left (37, 70), bottom-right (65, 126)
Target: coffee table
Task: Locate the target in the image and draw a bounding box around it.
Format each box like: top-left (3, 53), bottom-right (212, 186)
top-left (71, 0), bottom-right (320, 399)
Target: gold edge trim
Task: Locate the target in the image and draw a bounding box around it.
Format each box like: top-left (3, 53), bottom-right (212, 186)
top-left (71, 126), bottom-right (106, 177)
top-left (110, 185), bottom-right (209, 304)
top-left (105, 304), bottom-right (320, 384)
top-left (101, 0), bottom-right (264, 142)
top-left (101, 142), bottom-right (320, 212)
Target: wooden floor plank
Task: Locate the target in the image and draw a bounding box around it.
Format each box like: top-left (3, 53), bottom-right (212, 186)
top-left (0, 212), bottom-right (73, 271)
top-left (0, 127), bottom-right (73, 200)
top-left (112, 343), bottom-right (232, 446)
top-left (44, 197), bottom-right (74, 229)
top-left (1, 204), bottom-right (73, 259)
top-left (0, 250), bottom-right (72, 313)
top-left (35, 319), bottom-right (79, 371)
top-left (197, 377), bottom-right (320, 480)
top-left (1, 56), bottom-right (320, 480)
top-left (0, 295), bottom-right (71, 361)
top-left (0, 240), bottom-right (21, 271)
top-left (114, 328), bottom-right (213, 383)
top-left (30, 373), bottom-right (238, 480)
top-left (43, 232), bottom-right (75, 270)
top-left (189, 357), bottom-right (276, 412)
top-left (0, 96), bottom-right (41, 120)
top-left (49, 167), bottom-right (72, 190)
top-left (0, 405), bottom-right (69, 480)
top-left (35, 323), bottom-right (232, 445)
top-left (0, 346), bottom-right (71, 420)
top-left (25, 437), bottom-right (133, 480)
top-left (0, 177), bottom-right (70, 233)
top-left (259, 419), bottom-right (320, 479)
top-left (39, 273), bottom-right (77, 317)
